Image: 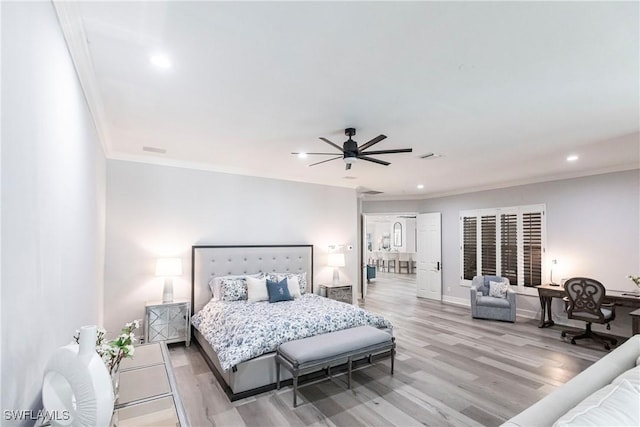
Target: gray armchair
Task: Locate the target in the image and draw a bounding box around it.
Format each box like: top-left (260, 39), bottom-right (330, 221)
top-left (470, 275), bottom-right (516, 322)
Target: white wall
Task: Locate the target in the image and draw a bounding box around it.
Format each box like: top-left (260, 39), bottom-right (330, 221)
top-left (104, 160), bottom-right (358, 334)
top-left (363, 170), bottom-right (640, 336)
top-left (1, 1), bottom-right (106, 421)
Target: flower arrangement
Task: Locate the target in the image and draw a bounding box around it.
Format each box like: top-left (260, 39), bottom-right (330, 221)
top-left (74, 320), bottom-right (141, 374)
top-left (628, 275), bottom-right (640, 288)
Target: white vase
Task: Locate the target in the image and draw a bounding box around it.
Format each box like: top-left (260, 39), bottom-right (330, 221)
top-left (42, 325), bottom-right (115, 426)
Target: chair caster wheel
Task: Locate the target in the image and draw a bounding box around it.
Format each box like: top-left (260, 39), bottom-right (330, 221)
top-left (571, 339), bottom-right (576, 345)
top-left (606, 324), bottom-right (611, 330)
top-left (561, 331), bottom-right (566, 338)
top-left (605, 344), bottom-right (611, 350)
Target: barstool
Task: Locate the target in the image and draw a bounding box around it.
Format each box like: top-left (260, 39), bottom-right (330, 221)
top-left (387, 254), bottom-right (397, 273)
top-left (398, 253), bottom-right (410, 274)
top-left (380, 253), bottom-right (389, 272)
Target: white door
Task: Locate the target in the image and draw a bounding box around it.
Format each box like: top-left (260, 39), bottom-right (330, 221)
top-left (361, 214), bottom-right (368, 299)
top-left (417, 212), bottom-right (442, 300)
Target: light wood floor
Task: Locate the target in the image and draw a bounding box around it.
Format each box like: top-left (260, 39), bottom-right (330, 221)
top-left (169, 273), bottom-right (620, 427)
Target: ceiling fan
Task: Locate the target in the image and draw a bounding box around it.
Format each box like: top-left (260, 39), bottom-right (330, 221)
top-left (292, 128), bottom-right (413, 170)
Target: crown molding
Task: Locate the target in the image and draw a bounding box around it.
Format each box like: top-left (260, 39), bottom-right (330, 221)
top-left (53, 0), bottom-right (111, 156)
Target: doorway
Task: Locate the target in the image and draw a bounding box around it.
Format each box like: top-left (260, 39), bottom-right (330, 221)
top-left (361, 213), bottom-right (418, 299)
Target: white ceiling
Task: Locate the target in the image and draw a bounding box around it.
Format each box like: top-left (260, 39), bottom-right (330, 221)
top-left (56, 1), bottom-right (639, 199)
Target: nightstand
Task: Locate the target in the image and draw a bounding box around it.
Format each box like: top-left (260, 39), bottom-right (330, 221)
top-left (112, 342), bottom-right (188, 426)
top-left (145, 300), bottom-right (191, 346)
top-left (319, 283), bottom-right (353, 304)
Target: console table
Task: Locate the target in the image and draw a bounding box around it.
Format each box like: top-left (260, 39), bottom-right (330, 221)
top-left (535, 284), bottom-right (640, 329)
top-left (112, 342), bottom-right (188, 426)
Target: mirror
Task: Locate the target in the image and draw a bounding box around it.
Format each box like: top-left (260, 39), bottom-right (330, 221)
top-left (381, 233), bottom-right (391, 250)
top-left (393, 222), bottom-right (402, 247)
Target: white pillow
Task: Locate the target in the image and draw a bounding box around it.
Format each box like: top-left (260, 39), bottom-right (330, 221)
top-left (286, 276), bottom-right (302, 298)
top-left (489, 280), bottom-right (508, 298)
top-left (553, 380), bottom-right (640, 427)
top-left (612, 365), bottom-right (640, 388)
top-left (246, 276), bottom-right (269, 302)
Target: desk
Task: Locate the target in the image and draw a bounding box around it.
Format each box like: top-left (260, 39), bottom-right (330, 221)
top-left (535, 284), bottom-right (640, 328)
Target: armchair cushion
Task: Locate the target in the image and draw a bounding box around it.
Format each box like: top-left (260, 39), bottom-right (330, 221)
top-left (477, 295), bottom-right (511, 308)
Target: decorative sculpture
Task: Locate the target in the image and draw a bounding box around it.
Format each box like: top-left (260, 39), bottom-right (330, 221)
top-left (42, 325), bottom-right (114, 426)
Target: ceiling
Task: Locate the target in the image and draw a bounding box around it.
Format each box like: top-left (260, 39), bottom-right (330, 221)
top-left (56, 1), bottom-right (639, 199)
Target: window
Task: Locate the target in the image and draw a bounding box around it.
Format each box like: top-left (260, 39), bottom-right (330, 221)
top-left (500, 214), bottom-right (518, 285)
top-left (481, 215), bottom-right (496, 276)
top-left (462, 217), bottom-right (477, 280)
top-left (523, 212), bottom-right (543, 287)
top-left (460, 205), bottom-right (545, 289)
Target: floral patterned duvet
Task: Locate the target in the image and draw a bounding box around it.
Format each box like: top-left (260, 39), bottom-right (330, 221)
top-left (191, 293), bottom-right (392, 371)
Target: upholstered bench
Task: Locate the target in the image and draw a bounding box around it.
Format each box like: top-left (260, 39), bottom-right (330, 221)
top-left (275, 325), bottom-right (395, 407)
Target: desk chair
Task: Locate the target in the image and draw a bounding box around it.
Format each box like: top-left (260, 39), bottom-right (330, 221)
top-left (561, 277), bottom-right (617, 350)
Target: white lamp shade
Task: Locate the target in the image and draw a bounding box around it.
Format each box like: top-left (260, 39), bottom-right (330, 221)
top-left (155, 258), bottom-right (182, 277)
top-left (328, 253), bottom-right (346, 268)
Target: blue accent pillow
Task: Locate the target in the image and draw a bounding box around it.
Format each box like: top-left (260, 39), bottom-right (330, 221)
top-left (266, 278), bottom-right (292, 303)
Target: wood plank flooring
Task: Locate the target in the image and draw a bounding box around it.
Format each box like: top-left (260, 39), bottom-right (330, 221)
top-left (169, 273), bottom-right (621, 427)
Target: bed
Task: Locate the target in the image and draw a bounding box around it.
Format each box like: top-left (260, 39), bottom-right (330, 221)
top-left (190, 244), bottom-right (392, 400)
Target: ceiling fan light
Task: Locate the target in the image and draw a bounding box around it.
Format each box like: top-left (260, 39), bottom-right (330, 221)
top-left (344, 157), bottom-right (358, 164)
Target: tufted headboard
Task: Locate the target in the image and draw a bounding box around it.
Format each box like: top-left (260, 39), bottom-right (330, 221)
top-left (191, 245), bottom-right (314, 313)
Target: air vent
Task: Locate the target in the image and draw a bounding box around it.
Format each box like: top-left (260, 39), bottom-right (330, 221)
top-left (361, 190), bottom-right (384, 195)
top-left (342, 176), bottom-right (357, 180)
top-left (142, 146), bottom-right (167, 154)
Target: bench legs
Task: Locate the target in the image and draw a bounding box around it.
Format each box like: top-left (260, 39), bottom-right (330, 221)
top-left (391, 345), bottom-right (395, 375)
top-left (292, 374), bottom-right (299, 407)
top-left (278, 339), bottom-right (396, 408)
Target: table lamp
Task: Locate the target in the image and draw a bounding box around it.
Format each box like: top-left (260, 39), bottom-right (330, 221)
top-left (550, 259), bottom-right (558, 286)
top-left (155, 258), bottom-right (182, 303)
top-left (328, 253), bottom-right (345, 286)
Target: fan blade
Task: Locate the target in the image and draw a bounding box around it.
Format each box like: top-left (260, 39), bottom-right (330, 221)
top-left (346, 163), bottom-right (352, 170)
top-left (291, 152), bottom-right (340, 155)
top-left (319, 137), bottom-right (345, 152)
top-left (360, 148), bottom-right (413, 155)
top-left (358, 155), bottom-right (390, 166)
top-left (308, 156), bottom-right (342, 167)
top-left (358, 134), bottom-right (387, 151)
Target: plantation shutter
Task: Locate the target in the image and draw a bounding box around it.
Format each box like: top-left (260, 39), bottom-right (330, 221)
top-left (523, 212), bottom-right (542, 287)
top-left (481, 215), bottom-right (497, 275)
top-left (462, 216), bottom-right (477, 280)
top-left (500, 214), bottom-right (518, 285)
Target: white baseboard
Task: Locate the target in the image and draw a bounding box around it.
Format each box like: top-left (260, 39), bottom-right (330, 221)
top-left (442, 295), bottom-right (469, 307)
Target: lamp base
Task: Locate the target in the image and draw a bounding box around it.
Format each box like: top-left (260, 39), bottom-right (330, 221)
top-left (332, 268), bottom-right (340, 286)
top-left (162, 278), bottom-right (173, 303)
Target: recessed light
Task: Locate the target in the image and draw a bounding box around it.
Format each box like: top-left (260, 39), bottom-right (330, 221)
top-left (150, 53), bottom-right (171, 69)
top-left (566, 155), bottom-right (579, 162)
top-left (417, 184), bottom-right (424, 189)
top-left (297, 152), bottom-right (308, 159)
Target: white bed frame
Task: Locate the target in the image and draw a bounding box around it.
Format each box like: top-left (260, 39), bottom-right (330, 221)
top-left (191, 244), bottom-right (314, 400)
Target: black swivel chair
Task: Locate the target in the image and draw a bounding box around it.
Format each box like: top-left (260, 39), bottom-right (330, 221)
top-left (561, 277), bottom-right (617, 350)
